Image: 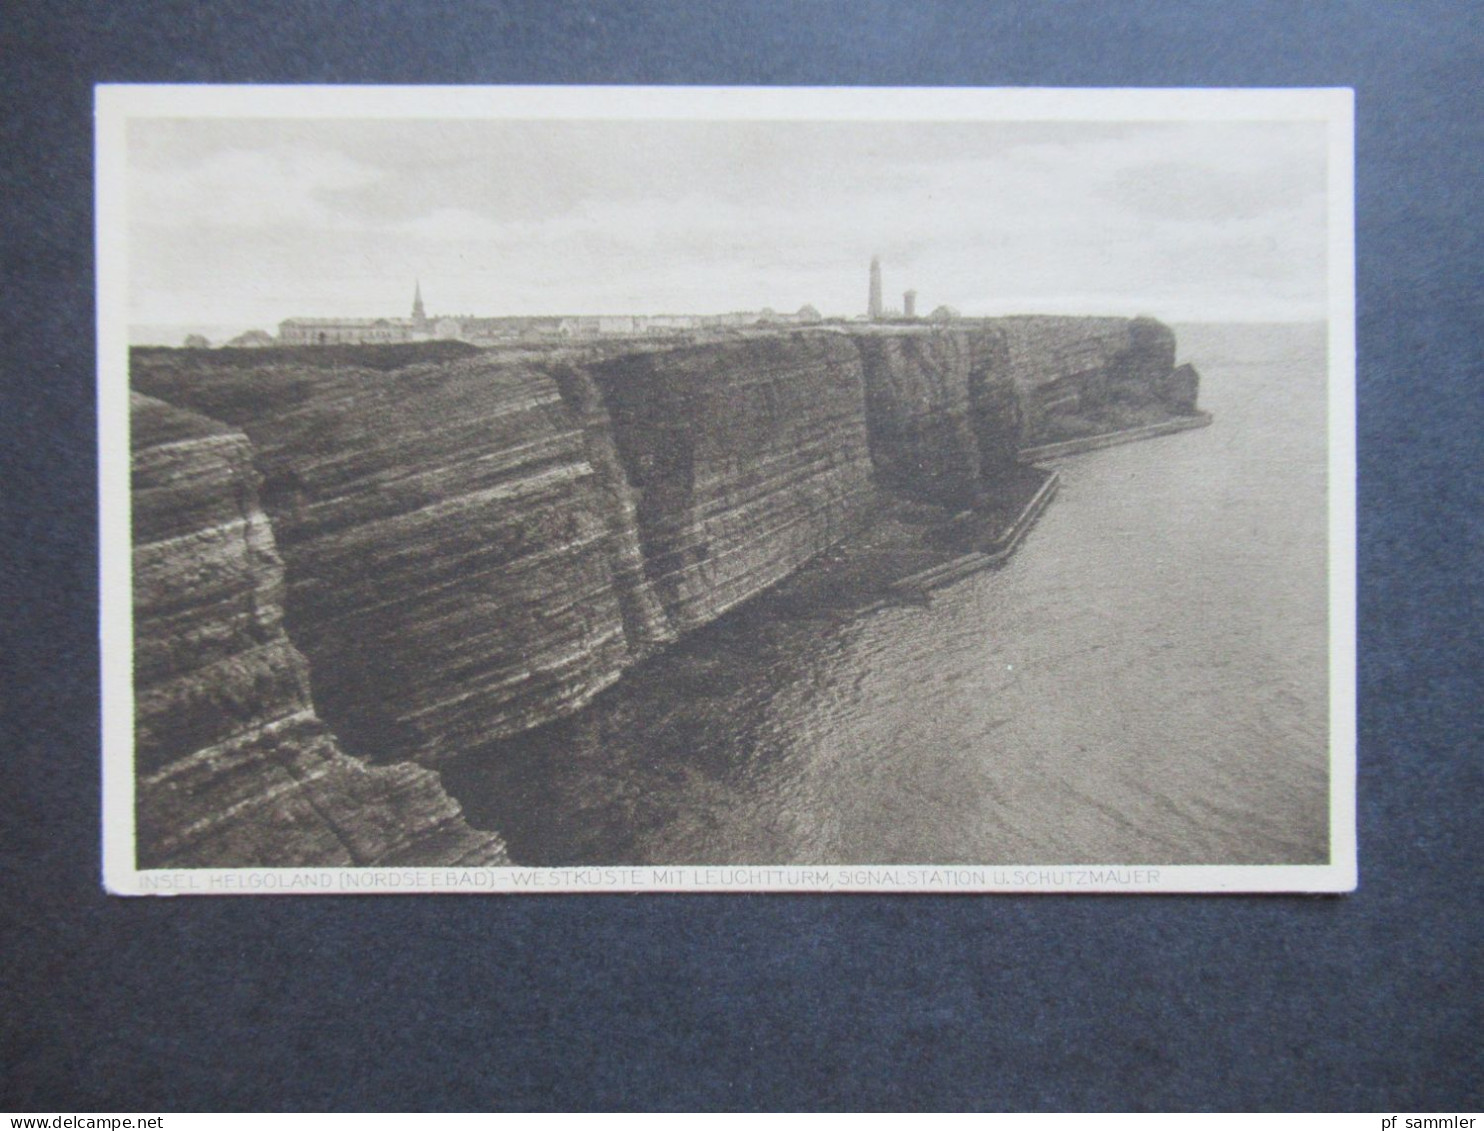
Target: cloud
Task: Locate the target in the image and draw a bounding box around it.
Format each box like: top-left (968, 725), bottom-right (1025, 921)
top-left (126, 117), bottom-right (1332, 325)
top-left (129, 144), bottom-right (379, 231)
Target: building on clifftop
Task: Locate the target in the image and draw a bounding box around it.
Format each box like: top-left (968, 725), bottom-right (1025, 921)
top-left (278, 283), bottom-right (433, 345)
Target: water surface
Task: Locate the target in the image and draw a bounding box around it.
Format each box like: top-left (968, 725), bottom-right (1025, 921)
top-left (443, 322), bottom-right (1330, 866)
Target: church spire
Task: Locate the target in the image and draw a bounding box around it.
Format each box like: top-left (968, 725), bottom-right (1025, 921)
top-left (412, 281), bottom-right (427, 325)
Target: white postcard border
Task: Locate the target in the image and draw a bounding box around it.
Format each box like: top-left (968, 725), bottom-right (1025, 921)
top-left (97, 84), bottom-right (1357, 896)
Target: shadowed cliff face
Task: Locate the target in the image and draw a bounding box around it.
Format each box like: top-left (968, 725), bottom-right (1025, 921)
top-left (130, 320), bottom-right (1200, 793)
top-left (131, 392), bottom-right (507, 867)
top-left (854, 331), bottom-right (984, 502)
top-left (588, 333), bottom-right (877, 631)
top-left (542, 360), bottom-right (677, 657)
top-left (851, 327), bottom-right (1027, 505)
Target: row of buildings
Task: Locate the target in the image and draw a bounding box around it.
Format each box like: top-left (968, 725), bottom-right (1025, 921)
top-left (216, 262), bottom-right (955, 349)
top-left (271, 283), bottom-right (828, 348)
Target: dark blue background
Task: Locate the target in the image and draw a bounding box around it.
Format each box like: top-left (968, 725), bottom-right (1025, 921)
top-left (3, 1), bottom-right (1480, 1111)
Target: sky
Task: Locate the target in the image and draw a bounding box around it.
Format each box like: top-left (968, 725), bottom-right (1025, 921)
top-left (125, 116), bottom-right (1330, 336)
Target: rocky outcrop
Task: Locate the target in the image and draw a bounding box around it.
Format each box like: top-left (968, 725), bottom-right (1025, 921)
top-left (847, 317), bottom-right (1200, 507)
top-left (1162, 362), bottom-right (1202, 414)
top-left (588, 333), bottom-right (877, 631)
top-left (131, 392), bottom-right (506, 867)
top-left (993, 315), bottom-right (1201, 444)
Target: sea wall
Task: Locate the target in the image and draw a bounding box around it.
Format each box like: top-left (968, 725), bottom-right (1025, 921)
top-left (130, 319), bottom-right (1199, 783)
top-left (131, 392), bottom-right (507, 867)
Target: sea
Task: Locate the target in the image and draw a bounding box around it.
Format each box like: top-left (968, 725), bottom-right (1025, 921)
top-left (441, 321), bottom-right (1333, 866)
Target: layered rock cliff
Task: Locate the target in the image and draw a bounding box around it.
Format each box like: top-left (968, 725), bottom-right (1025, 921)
top-left (845, 316), bottom-right (1205, 505)
top-left (587, 333), bottom-right (877, 631)
top-left (995, 315), bottom-right (1202, 443)
top-left (131, 392), bottom-right (507, 867)
top-left (130, 319), bottom-right (1200, 812)
top-left (132, 349), bottom-right (669, 762)
top-left (851, 327), bottom-right (1024, 505)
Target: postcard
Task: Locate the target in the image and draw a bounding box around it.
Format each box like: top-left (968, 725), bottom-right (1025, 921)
top-left (98, 85), bottom-right (1355, 893)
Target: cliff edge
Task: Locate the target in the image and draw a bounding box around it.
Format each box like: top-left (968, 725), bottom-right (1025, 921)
top-left (131, 392), bottom-right (507, 867)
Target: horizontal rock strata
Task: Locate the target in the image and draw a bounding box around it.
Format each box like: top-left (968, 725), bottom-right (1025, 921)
top-left (130, 320), bottom-right (1201, 794)
top-left (588, 333), bottom-right (877, 631)
top-left (131, 392), bottom-right (506, 867)
top-left (851, 327), bottom-right (1024, 504)
top-left (993, 315), bottom-right (1200, 444)
top-left (132, 351), bottom-right (664, 761)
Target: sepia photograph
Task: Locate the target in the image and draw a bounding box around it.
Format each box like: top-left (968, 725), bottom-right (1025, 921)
top-left (97, 85), bottom-right (1355, 893)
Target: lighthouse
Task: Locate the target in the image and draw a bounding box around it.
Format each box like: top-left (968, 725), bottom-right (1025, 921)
top-left (868, 256), bottom-right (883, 320)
